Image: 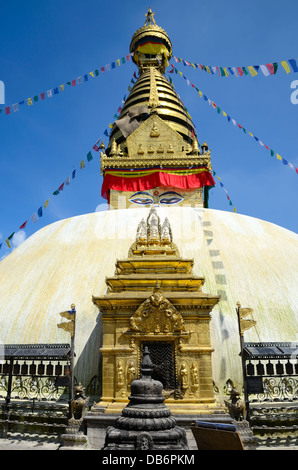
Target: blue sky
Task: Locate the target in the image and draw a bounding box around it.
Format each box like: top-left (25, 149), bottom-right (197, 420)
top-left (0, 0), bottom-right (297, 257)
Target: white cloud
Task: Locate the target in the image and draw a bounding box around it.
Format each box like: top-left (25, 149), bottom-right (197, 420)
top-left (95, 203), bottom-right (109, 212)
top-left (12, 230), bottom-right (26, 248)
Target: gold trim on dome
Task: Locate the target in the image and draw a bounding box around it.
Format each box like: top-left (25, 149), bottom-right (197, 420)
top-left (148, 67), bottom-right (160, 110)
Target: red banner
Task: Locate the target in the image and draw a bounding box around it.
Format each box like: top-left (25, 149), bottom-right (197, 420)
top-left (101, 169), bottom-right (215, 201)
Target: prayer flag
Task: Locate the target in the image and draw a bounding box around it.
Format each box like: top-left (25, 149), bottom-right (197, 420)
top-left (5, 107), bottom-right (11, 115)
top-left (77, 77), bottom-right (83, 84)
top-left (47, 90), bottom-right (52, 98)
top-left (37, 206), bottom-right (43, 217)
top-left (72, 169), bottom-right (76, 179)
top-left (54, 87), bottom-right (59, 94)
top-left (40, 92), bottom-right (45, 100)
top-left (44, 199), bottom-right (49, 208)
top-left (87, 151), bottom-right (93, 162)
top-left (53, 189), bottom-right (59, 195)
top-left (266, 63), bottom-right (275, 75)
top-left (288, 59), bottom-right (298, 72)
top-left (60, 84), bottom-right (65, 91)
top-left (12, 104), bottom-right (18, 112)
top-left (65, 176), bottom-right (70, 185)
top-left (80, 160), bottom-right (85, 169)
top-left (58, 183), bottom-right (64, 191)
top-left (116, 59), bottom-right (120, 66)
top-left (31, 213), bottom-right (38, 223)
top-left (84, 74), bottom-right (88, 81)
top-left (19, 221), bottom-right (27, 229)
top-left (259, 65), bottom-right (270, 76)
top-left (71, 79), bottom-right (76, 86)
top-left (34, 95), bottom-right (38, 102)
top-left (247, 66), bottom-right (258, 77)
top-left (5, 239), bottom-right (11, 248)
top-left (281, 60), bottom-right (291, 73)
top-left (27, 98), bottom-right (33, 105)
top-left (237, 67), bottom-right (244, 76)
top-left (93, 144), bottom-right (99, 151)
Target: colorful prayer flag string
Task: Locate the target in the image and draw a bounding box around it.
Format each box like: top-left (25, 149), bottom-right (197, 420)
top-left (170, 66), bottom-right (298, 175)
top-left (0, 53), bottom-right (133, 117)
top-left (172, 56), bottom-right (298, 77)
top-left (212, 170), bottom-right (237, 213)
top-left (0, 80), bottom-right (135, 252)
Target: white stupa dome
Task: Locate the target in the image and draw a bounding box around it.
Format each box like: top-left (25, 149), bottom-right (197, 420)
top-left (0, 206), bottom-right (297, 395)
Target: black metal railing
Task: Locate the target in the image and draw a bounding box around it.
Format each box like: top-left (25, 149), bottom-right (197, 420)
top-left (242, 342), bottom-right (298, 414)
top-left (0, 344), bottom-right (71, 406)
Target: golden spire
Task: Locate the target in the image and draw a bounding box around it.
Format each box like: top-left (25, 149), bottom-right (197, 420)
top-left (144, 7), bottom-right (156, 26)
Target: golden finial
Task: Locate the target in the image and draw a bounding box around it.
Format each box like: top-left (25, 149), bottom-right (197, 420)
top-left (201, 141), bottom-right (209, 153)
top-left (145, 7), bottom-right (156, 26)
top-left (110, 139), bottom-right (117, 156)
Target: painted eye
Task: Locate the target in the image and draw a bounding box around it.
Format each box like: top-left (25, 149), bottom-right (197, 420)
top-left (130, 197), bottom-right (153, 205)
top-left (159, 196), bottom-right (183, 205)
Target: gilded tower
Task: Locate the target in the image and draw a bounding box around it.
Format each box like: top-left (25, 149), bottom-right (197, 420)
top-left (100, 8), bottom-right (215, 210)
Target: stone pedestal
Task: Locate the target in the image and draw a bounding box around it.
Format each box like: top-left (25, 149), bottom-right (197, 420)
top-left (59, 419), bottom-right (88, 450)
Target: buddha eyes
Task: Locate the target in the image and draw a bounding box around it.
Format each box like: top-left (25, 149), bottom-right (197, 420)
top-left (129, 191), bottom-right (184, 205)
top-left (159, 196), bottom-right (183, 204)
top-left (130, 197), bottom-right (154, 205)
top-left (159, 191), bottom-right (183, 205)
top-left (129, 192), bottom-right (154, 205)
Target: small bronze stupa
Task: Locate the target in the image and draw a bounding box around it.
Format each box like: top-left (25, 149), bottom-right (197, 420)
top-left (103, 347), bottom-right (188, 450)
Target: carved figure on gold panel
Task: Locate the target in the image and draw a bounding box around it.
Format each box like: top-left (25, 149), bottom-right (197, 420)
top-left (116, 361), bottom-right (124, 388)
top-left (127, 361), bottom-right (136, 386)
top-left (129, 284), bottom-right (185, 335)
top-left (180, 363), bottom-right (189, 390)
top-left (190, 362), bottom-right (199, 388)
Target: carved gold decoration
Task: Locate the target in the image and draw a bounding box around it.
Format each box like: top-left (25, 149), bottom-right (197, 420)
top-left (190, 362), bottom-right (199, 389)
top-left (180, 363), bottom-right (189, 390)
top-left (127, 361), bottom-right (137, 389)
top-left (129, 282), bottom-right (185, 335)
top-left (116, 360), bottom-right (124, 388)
top-left (150, 122), bottom-right (160, 137)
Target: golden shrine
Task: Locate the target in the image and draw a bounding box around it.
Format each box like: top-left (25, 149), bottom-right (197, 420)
top-left (92, 208), bottom-right (225, 415)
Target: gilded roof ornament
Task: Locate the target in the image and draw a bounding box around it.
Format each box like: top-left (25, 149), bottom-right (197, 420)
top-left (144, 7), bottom-right (156, 26)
